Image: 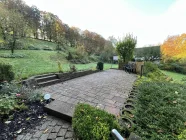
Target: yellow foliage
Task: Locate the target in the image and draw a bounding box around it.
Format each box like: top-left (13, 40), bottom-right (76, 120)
top-left (161, 33), bottom-right (186, 61)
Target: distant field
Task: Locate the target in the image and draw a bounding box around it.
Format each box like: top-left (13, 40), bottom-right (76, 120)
top-left (0, 50), bottom-right (117, 79)
top-left (161, 70), bottom-right (185, 82)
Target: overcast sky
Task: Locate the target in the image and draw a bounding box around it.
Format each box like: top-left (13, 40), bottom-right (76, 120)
top-left (24, 0), bottom-right (186, 47)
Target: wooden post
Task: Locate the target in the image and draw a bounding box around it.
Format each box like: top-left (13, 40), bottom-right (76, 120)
top-left (140, 65), bottom-right (144, 78)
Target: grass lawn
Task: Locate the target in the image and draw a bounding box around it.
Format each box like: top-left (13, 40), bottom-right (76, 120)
top-left (161, 70), bottom-right (185, 82)
top-left (19, 38), bottom-right (57, 50)
top-left (0, 50), bottom-right (118, 79)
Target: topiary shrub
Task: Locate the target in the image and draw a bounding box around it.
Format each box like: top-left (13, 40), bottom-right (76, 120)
top-left (72, 103), bottom-right (120, 140)
top-left (0, 63), bottom-right (14, 82)
top-left (97, 62), bottom-right (104, 70)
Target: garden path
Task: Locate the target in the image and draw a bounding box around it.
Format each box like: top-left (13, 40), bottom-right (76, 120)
top-left (17, 69), bottom-right (136, 140)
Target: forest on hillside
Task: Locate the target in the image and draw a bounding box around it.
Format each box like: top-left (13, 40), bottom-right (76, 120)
top-left (0, 0), bottom-right (116, 62)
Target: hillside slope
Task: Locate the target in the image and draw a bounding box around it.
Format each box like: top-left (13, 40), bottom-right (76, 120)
top-left (0, 50), bottom-right (116, 79)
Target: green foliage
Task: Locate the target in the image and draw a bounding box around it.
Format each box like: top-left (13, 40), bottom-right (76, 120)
top-left (0, 95), bottom-right (28, 115)
top-left (134, 82), bottom-right (186, 140)
top-left (0, 63), bottom-right (14, 82)
top-left (57, 61), bottom-right (63, 73)
top-left (0, 95), bottom-right (18, 115)
top-left (178, 129), bottom-right (186, 140)
top-left (143, 62), bottom-right (159, 75)
top-left (0, 81), bottom-right (19, 96)
top-left (142, 62), bottom-right (168, 81)
top-left (0, 53), bottom-right (26, 58)
top-left (72, 103), bottom-right (120, 140)
top-left (181, 77), bottom-right (186, 82)
top-left (97, 62), bottom-right (104, 70)
top-left (69, 64), bottom-right (77, 72)
top-left (89, 54), bottom-right (99, 62)
top-left (159, 62), bottom-right (186, 74)
top-left (134, 46), bottom-right (160, 60)
top-left (0, 50), bottom-right (118, 79)
top-left (19, 87), bottom-right (43, 102)
top-left (116, 33), bottom-right (137, 62)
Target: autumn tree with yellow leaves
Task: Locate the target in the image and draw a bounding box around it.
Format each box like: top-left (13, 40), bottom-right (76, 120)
top-left (161, 33), bottom-right (186, 62)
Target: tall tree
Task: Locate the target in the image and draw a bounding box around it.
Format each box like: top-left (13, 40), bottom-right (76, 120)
top-left (7, 10), bottom-right (26, 54)
top-left (116, 33), bottom-right (137, 62)
top-left (161, 34), bottom-right (186, 61)
top-left (29, 6), bottom-right (41, 38)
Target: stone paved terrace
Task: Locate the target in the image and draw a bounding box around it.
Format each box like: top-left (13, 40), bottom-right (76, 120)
top-left (17, 69), bottom-right (137, 140)
top-left (17, 115), bottom-right (75, 140)
top-left (42, 69), bottom-right (137, 117)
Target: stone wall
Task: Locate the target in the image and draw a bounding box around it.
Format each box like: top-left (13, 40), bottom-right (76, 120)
top-left (57, 70), bottom-right (99, 82)
top-left (22, 70), bottom-right (99, 88)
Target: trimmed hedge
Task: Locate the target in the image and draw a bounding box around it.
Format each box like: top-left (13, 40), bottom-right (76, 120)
top-left (0, 63), bottom-right (14, 82)
top-left (72, 103), bottom-right (120, 140)
top-left (97, 62), bottom-right (104, 70)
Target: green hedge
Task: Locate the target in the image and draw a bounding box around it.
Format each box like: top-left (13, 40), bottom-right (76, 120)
top-left (0, 63), bottom-right (14, 82)
top-left (97, 62), bottom-right (104, 70)
top-left (72, 103), bottom-right (120, 140)
top-left (159, 62), bottom-right (186, 74)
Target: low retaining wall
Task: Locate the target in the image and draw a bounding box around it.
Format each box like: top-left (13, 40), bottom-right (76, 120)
top-left (56, 70), bottom-right (99, 82)
top-left (22, 70), bottom-right (99, 88)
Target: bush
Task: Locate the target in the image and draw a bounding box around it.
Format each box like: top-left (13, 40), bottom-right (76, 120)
top-left (28, 45), bottom-right (40, 50)
top-left (178, 129), bottom-right (186, 140)
top-left (69, 64), bottom-right (77, 72)
top-left (42, 46), bottom-right (53, 51)
top-left (0, 81), bottom-right (19, 95)
top-left (159, 62), bottom-right (186, 74)
top-left (89, 55), bottom-right (99, 62)
top-left (134, 82), bottom-right (186, 140)
top-left (97, 62), bottom-right (104, 70)
top-left (66, 52), bottom-right (73, 60)
top-left (143, 62), bottom-right (159, 75)
top-left (0, 53), bottom-right (26, 58)
top-left (72, 103), bottom-right (120, 140)
top-left (0, 63), bottom-right (14, 82)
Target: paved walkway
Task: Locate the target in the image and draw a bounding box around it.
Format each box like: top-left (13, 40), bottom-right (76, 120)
top-left (42, 69), bottom-right (136, 116)
top-left (17, 69), bottom-right (136, 140)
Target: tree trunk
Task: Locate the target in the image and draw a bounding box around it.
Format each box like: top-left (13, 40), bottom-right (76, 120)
top-left (0, 26), bottom-right (6, 40)
top-left (11, 40), bottom-right (16, 55)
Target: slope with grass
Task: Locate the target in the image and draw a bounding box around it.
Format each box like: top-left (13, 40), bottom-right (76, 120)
top-left (0, 50), bottom-right (117, 79)
top-left (19, 38), bottom-right (57, 50)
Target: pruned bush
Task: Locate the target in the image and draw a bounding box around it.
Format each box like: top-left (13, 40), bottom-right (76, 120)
top-left (0, 63), bottom-right (14, 82)
top-left (72, 103), bottom-right (120, 140)
top-left (97, 62), bottom-right (104, 70)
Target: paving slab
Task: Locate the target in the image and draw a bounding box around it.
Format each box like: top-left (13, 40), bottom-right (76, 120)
top-left (43, 69), bottom-right (136, 121)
